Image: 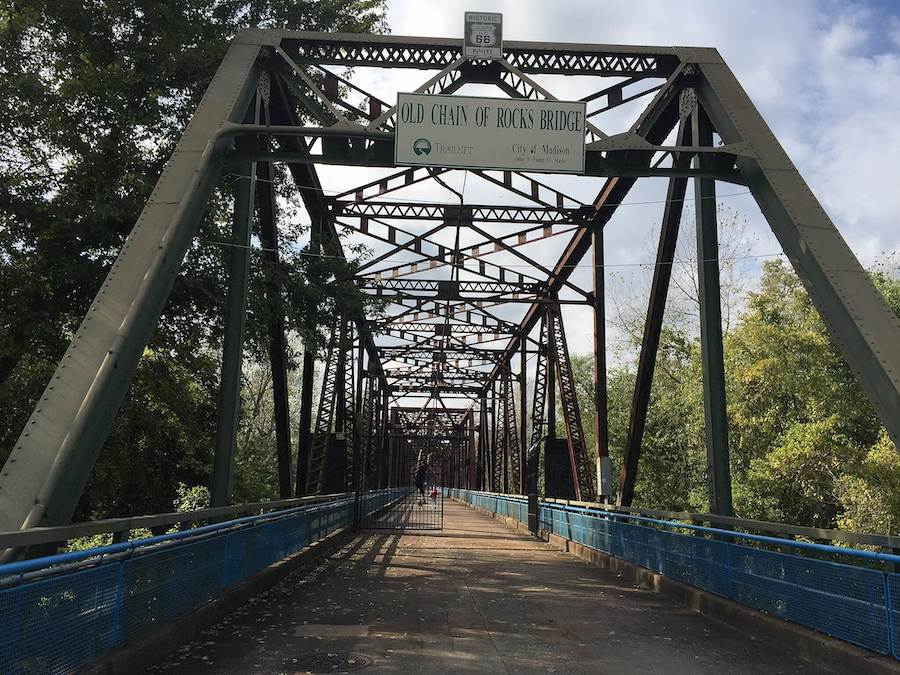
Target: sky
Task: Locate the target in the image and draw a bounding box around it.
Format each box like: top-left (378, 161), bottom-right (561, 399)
top-left (381, 0), bottom-right (900, 258)
top-left (307, 0), bottom-right (900, 382)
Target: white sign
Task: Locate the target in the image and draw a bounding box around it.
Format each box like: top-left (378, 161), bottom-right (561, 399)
top-left (394, 93), bottom-right (586, 174)
top-left (464, 11), bottom-right (502, 60)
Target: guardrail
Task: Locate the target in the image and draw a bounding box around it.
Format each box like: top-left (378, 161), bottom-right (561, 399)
top-left (450, 488), bottom-right (900, 661)
top-left (541, 496), bottom-right (900, 553)
top-left (0, 492), bottom-right (354, 553)
top-left (453, 489), bottom-right (529, 524)
top-left (447, 490), bottom-right (900, 553)
top-left (0, 488), bottom-right (405, 675)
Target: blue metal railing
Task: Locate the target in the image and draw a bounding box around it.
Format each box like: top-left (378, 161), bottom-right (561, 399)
top-left (451, 489), bottom-right (529, 524)
top-left (0, 489), bottom-right (404, 675)
top-left (450, 488), bottom-right (900, 660)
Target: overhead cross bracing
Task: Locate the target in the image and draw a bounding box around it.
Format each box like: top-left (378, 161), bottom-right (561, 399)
top-left (2, 28), bottom-right (899, 541)
top-left (269, 33), bottom-right (732, 503)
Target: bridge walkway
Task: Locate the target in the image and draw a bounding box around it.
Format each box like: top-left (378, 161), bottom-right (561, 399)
top-left (148, 500), bottom-right (821, 674)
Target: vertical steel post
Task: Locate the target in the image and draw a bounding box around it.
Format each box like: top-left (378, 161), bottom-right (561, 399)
top-left (468, 409), bottom-right (476, 489)
top-left (490, 382), bottom-right (498, 491)
top-left (547, 348), bottom-right (556, 439)
top-left (352, 340), bottom-right (365, 527)
top-left (364, 377), bottom-right (376, 490)
top-left (297, 213), bottom-right (323, 496)
top-left (592, 226), bottom-right (612, 500)
top-left (256, 159), bottom-right (292, 499)
top-left (335, 320), bottom-right (348, 432)
top-left (693, 107), bottom-right (733, 516)
top-left (502, 369), bottom-right (510, 494)
top-left (211, 152), bottom-right (255, 507)
top-left (477, 395), bottom-right (487, 490)
top-left (527, 314), bottom-right (548, 497)
top-left (295, 349), bottom-right (314, 496)
top-left (450, 436), bottom-right (457, 489)
top-left (547, 306), bottom-right (595, 500)
top-left (344, 323), bottom-right (356, 491)
top-left (387, 407), bottom-right (396, 488)
top-left (379, 386), bottom-right (389, 487)
top-left (519, 340), bottom-right (527, 494)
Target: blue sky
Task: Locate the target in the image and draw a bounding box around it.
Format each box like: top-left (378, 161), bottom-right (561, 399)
top-left (385, 0), bottom-right (900, 255)
top-left (314, 0), bottom-right (900, 359)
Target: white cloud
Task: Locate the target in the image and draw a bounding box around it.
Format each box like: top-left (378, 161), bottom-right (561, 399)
top-left (384, 0), bottom-right (900, 258)
top-left (312, 1), bottom-right (900, 370)
top-left (796, 8), bottom-right (900, 258)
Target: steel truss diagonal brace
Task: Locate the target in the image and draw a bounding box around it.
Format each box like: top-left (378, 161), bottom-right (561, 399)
top-left (526, 313), bottom-right (550, 494)
top-left (547, 307), bottom-right (595, 501)
top-left (305, 320), bottom-right (340, 495)
top-left (483, 63), bottom-right (687, 388)
top-left (689, 48), bottom-right (900, 449)
top-left (618, 116), bottom-right (692, 507)
top-left (503, 369), bottom-right (521, 494)
top-left (495, 58), bottom-right (608, 140)
top-left (0, 39), bottom-right (266, 535)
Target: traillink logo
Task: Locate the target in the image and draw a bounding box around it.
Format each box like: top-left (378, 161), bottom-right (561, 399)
top-left (413, 138), bottom-right (432, 156)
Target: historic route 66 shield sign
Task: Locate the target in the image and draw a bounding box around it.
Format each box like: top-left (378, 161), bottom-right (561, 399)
top-left (469, 23), bottom-right (496, 48)
top-left (464, 12), bottom-right (502, 60)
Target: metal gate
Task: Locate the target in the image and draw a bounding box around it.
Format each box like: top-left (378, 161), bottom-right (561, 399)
top-left (360, 468), bottom-right (443, 531)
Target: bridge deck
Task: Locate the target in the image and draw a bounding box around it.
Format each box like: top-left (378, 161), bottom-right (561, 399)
top-left (148, 500), bottom-right (820, 673)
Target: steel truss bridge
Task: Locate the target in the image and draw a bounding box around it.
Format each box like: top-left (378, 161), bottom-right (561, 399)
top-left (2, 28), bottom-right (900, 675)
top-left (1, 28), bottom-right (899, 536)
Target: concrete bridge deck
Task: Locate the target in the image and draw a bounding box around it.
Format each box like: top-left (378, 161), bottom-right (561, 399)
top-left (147, 500), bottom-right (823, 674)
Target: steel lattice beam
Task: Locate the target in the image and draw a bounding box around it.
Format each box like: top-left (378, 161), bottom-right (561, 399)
top-left (359, 279), bottom-right (541, 294)
top-left (547, 307), bottom-right (595, 501)
top-left (526, 313), bottom-right (549, 495)
top-left (330, 201), bottom-right (592, 224)
top-left (278, 31), bottom-right (679, 76)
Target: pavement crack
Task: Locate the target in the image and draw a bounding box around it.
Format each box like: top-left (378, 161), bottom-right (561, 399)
top-left (460, 568), bottom-right (512, 675)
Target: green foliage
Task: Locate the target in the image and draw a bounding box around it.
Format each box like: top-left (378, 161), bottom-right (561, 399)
top-left (173, 483), bottom-right (211, 512)
top-left (231, 363), bottom-right (283, 503)
top-left (835, 431), bottom-right (900, 534)
top-left (77, 348), bottom-right (218, 520)
top-left (63, 533), bottom-right (113, 552)
top-left (739, 418), bottom-right (860, 528)
top-left (590, 258), bottom-right (900, 533)
top-left (0, 0), bottom-right (386, 519)
top-left (725, 261), bottom-right (894, 529)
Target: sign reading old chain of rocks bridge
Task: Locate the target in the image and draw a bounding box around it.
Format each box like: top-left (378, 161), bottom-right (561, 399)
top-left (394, 92), bottom-right (586, 174)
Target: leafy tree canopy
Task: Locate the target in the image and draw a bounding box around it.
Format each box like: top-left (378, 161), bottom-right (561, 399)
top-left (586, 259), bottom-right (900, 532)
top-left (0, 0), bottom-right (386, 518)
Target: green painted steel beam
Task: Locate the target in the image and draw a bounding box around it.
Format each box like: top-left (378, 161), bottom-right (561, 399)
top-left (0, 38), bottom-right (266, 536)
top-left (231, 143), bottom-right (745, 183)
top-left (689, 47), bottom-right (900, 451)
top-left (211, 153), bottom-right (255, 508)
top-left (693, 107), bottom-right (733, 516)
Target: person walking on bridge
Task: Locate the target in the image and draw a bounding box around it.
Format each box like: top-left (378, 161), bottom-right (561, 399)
top-left (414, 459), bottom-right (428, 500)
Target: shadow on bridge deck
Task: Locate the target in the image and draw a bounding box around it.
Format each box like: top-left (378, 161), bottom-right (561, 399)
top-left (146, 500), bottom-right (821, 674)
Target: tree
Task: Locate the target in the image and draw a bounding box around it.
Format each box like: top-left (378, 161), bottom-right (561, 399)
top-left (594, 251), bottom-right (900, 530)
top-left (0, 0), bottom-right (387, 518)
top-left (79, 348), bottom-right (219, 519)
top-left (728, 260), bottom-right (899, 529)
top-left (607, 204), bottom-right (754, 353)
